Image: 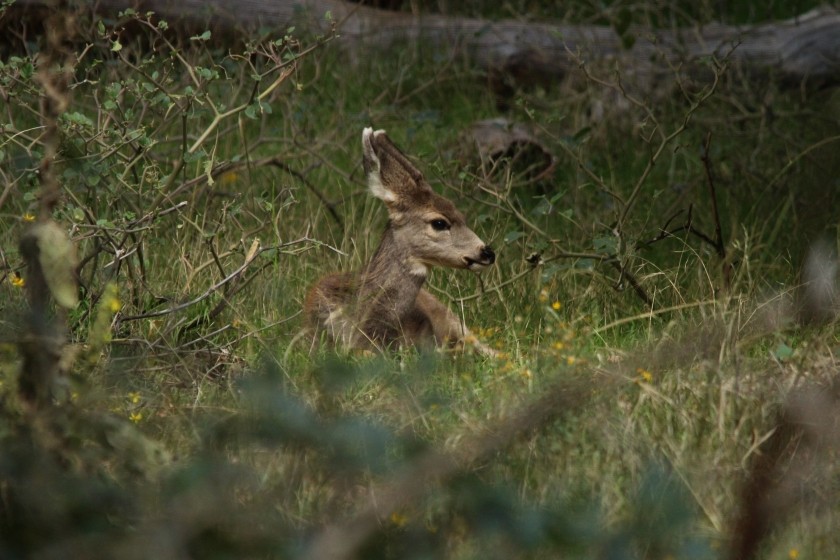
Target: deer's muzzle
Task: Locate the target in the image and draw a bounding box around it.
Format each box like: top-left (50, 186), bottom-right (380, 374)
top-left (465, 246), bottom-right (495, 269)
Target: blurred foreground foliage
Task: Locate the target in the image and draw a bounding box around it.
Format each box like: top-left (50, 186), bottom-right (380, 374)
top-left (0, 355), bottom-right (713, 559)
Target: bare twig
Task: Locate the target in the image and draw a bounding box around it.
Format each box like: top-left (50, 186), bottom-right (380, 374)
top-left (161, 156), bottom-right (343, 228)
top-left (700, 132), bottom-right (732, 290)
top-left (117, 238), bottom-right (320, 322)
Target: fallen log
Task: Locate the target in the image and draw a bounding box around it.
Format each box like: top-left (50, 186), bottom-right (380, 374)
top-left (7, 1), bottom-right (840, 91)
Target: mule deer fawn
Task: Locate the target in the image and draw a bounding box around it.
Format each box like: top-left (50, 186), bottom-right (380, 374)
top-left (304, 128), bottom-right (496, 355)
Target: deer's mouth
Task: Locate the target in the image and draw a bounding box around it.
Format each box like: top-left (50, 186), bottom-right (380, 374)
top-left (464, 246), bottom-right (496, 269)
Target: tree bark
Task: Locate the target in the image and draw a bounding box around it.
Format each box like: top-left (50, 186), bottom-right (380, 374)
top-left (9, 1), bottom-right (840, 89)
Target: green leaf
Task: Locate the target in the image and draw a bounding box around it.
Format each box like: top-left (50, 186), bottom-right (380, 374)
top-left (30, 222), bottom-right (79, 309)
top-left (504, 231), bottom-right (525, 244)
top-left (190, 30), bottom-right (211, 41)
top-left (197, 67), bottom-right (213, 80)
top-left (593, 236), bottom-right (618, 254)
top-left (111, 40), bottom-right (122, 52)
top-left (20, 61), bottom-right (34, 79)
top-left (774, 342), bottom-right (793, 361)
top-left (531, 197), bottom-right (553, 216)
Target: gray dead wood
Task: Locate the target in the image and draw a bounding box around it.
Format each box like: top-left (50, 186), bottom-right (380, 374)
top-left (11, 1), bottom-right (840, 90)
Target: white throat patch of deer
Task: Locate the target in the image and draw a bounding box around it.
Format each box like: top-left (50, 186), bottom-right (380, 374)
top-left (305, 128), bottom-right (496, 355)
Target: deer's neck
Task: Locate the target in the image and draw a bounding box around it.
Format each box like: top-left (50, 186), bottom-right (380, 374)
top-left (357, 226), bottom-right (427, 323)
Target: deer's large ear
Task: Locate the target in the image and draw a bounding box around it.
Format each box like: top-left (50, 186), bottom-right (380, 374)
top-left (363, 127), bottom-right (428, 208)
top-left (363, 127), bottom-right (396, 204)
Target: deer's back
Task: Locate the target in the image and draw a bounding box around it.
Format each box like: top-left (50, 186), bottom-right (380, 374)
top-left (304, 272), bottom-right (354, 327)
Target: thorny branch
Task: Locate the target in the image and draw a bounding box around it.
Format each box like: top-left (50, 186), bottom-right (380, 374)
top-left (117, 237), bottom-right (324, 323)
top-left (464, 45), bottom-right (731, 307)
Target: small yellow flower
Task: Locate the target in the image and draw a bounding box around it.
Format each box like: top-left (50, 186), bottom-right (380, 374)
top-left (219, 171), bottom-right (239, 185)
top-left (128, 391), bottom-right (141, 404)
top-left (566, 356), bottom-right (576, 365)
top-left (552, 341), bottom-right (565, 351)
top-left (10, 274), bottom-right (25, 288)
top-left (129, 411), bottom-right (143, 423)
top-left (390, 511), bottom-right (409, 527)
top-left (637, 368), bottom-right (653, 383)
top-left (22, 212), bottom-right (36, 222)
top-left (551, 301), bottom-right (562, 311)
top-left (106, 296), bottom-right (121, 313)
top-left (789, 548), bottom-right (799, 560)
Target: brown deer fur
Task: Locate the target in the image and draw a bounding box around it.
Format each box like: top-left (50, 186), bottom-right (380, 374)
top-left (304, 128), bottom-right (496, 354)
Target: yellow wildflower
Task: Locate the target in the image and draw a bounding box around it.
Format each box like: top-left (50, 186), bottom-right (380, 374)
top-left (390, 511), bottom-right (409, 527)
top-left (129, 411), bottom-right (143, 423)
top-left (552, 341), bottom-right (565, 351)
top-left (637, 368), bottom-right (653, 383)
top-left (10, 274), bottom-right (25, 288)
top-left (219, 171), bottom-right (239, 185)
top-left (128, 391), bottom-right (141, 404)
top-left (566, 356), bottom-right (576, 365)
top-left (22, 212), bottom-right (36, 222)
top-left (789, 549), bottom-right (799, 560)
top-left (551, 301), bottom-right (562, 311)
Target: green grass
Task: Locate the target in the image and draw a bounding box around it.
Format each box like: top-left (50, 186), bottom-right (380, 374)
top-left (1, 3), bottom-right (840, 558)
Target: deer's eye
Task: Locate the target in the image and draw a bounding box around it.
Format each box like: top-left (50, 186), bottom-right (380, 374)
top-left (430, 219), bottom-right (451, 231)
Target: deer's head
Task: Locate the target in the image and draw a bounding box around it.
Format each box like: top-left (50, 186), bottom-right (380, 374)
top-left (362, 128), bottom-right (495, 274)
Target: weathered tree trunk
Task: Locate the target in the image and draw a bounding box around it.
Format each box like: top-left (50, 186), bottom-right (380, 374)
top-left (11, 1), bottom-right (840, 89)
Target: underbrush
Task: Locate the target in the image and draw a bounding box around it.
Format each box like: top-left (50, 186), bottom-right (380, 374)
top-left (1, 2), bottom-right (839, 558)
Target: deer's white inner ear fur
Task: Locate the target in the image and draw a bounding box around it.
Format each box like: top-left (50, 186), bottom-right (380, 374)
top-left (363, 127), bottom-right (397, 203)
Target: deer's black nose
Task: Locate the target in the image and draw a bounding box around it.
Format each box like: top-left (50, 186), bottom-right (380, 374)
top-left (481, 246), bottom-right (496, 265)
